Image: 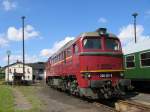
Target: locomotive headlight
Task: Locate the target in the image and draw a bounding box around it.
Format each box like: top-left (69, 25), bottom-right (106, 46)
top-left (87, 74), bottom-right (91, 78)
top-left (83, 73), bottom-right (91, 79)
top-left (120, 73), bottom-right (124, 77)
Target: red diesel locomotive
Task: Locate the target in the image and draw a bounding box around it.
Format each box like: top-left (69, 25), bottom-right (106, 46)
top-left (46, 28), bottom-right (130, 99)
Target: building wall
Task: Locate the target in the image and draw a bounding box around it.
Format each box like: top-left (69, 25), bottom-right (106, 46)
top-left (5, 63), bottom-right (33, 82)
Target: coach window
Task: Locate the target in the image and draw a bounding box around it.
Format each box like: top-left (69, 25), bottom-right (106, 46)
top-left (140, 51), bottom-right (150, 67)
top-left (125, 55), bottom-right (135, 68)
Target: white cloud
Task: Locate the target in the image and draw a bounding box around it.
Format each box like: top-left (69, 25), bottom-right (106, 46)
top-left (118, 24), bottom-right (149, 47)
top-left (98, 17), bottom-right (107, 23)
top-left (2, 0), bottom-right (16, 11)
top-left (40, 49), bottom-right (52, 57)
top-left (7, 25), bottom-right (39, 41)
top-left (0, 34), bottom-right (8, 47)
top-left (40, 37), bottom-right (74, 57)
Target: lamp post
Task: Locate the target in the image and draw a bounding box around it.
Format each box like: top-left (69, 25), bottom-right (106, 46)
top-left (132, 12), bottom-right (138, 43)
top-left (6, 50), bottom-right (11, 84)
top-left (21, 16), bottom-right (26, 80)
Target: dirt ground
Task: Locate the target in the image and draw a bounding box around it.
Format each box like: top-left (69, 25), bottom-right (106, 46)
top-left (11, 81), bottom-right (114, 112)
top-left (12, 87), bottom-right (32, 110)
top-left (35, 81), bottom-right (113, 112)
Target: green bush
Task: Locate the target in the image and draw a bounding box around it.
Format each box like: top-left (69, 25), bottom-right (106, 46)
top-left (0, 73), bottom-right (5, 79)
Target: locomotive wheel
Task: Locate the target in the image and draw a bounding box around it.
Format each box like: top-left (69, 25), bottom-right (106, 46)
top-left (67, 80), bottom-right (79, 96)
top-left (100, 84), bottom-right (112, 99)
top-left (47, 78), bottom-right (53, 86)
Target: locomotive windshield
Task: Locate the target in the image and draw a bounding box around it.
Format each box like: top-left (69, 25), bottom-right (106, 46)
top-left (83, 38), bottom-right (101, 49)
top-left (105, 38), bottom-right (120, 50)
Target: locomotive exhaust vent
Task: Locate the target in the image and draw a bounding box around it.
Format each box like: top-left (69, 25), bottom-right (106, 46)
top-left (96, 28), bottom-right (107, 35)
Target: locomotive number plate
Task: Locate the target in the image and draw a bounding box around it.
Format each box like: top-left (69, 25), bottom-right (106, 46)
top-left (98, 73), bottom-right (112, 78)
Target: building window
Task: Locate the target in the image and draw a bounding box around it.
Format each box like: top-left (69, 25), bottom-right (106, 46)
top-left (39, 69), bottom-right (44, 74)
top-left (125, 55), bottom-right (135, 68)
top-left (27, 68), bottom-right (30, 73)
top-left (14, 69), bottom-right (16, 73)
top-left (140, 51), bottom-right (150, 67)
top-left (9, 69), bottom-right (12, 73)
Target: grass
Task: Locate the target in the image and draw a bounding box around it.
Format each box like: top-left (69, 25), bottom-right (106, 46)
top-left (0, 80), bottom-right (44, 112)
top-left (0, 85), bottom-right (14, 112)
top-left (16, 86), bottom-right (43, 112)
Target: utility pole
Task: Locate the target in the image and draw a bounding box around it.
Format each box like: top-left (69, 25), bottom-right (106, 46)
top-left (6, 50), bottom-right (11, 85)
top-left (21, 16), bottom-right (26, 80)
top-left (132, 12), bottom-right (138, 43)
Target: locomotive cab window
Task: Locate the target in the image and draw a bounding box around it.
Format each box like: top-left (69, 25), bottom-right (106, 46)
top-left (125, 55), bottom-right (135, 68)
top-left (83, 38), bottom-right (101, 49)
top-left (140, 51), bottom-right (150, 67)
top-left (106, 39), bottom-right (120, 50)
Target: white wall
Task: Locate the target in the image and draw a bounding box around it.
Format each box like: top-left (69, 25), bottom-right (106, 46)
top-left (5, 63), bottom-right (33, 82)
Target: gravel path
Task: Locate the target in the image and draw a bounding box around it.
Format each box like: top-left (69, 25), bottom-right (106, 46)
top-left (36, 82), bottom-right (114, 112)
top-left (12, 87), bottom-right (32, 110)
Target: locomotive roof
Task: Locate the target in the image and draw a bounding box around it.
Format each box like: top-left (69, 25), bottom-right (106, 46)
top-left (79, 32), bottom-right (117, 38)
top-left (51, 39), bottom-right (77, 58)
top-left (123, 39), bottom-right (150, 55)
top-left (51, 31), bottom-right (118, 58)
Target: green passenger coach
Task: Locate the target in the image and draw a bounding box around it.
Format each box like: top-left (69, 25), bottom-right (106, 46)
top-left (123, 39), bottom-right (150, 88)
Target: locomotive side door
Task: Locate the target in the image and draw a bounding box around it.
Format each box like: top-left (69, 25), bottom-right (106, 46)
top-left (72, 42), bottom-right (80, 74)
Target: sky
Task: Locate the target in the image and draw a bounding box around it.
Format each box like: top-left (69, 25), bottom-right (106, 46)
top-left (0, 0), bottom-right (150, 66)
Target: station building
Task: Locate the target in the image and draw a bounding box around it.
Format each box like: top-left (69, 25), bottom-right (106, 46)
top-left (4, 61), bottom-right (46, 84)
top-left (5, 61), bottom-right (33, 84)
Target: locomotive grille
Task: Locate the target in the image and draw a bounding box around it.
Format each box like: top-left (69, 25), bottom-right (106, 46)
top-left (101, 64), bottom-right (113, 69)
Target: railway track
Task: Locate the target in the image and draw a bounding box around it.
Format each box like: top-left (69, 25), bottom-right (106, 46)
top-left (115, 100), bottom-right (150, 112)
top-left (93, 102), bottom-right (116, 112)
top-left (84, 98), bottom-right (150, 112)
top-left (90, 92), bottom-right (150, 112)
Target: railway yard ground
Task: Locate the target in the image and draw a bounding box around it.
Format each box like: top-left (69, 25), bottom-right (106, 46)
top-left (0, 79), bottom-right (150, 112)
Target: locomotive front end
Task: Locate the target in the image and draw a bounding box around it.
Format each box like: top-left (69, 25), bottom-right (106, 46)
top-left (78, 28), bottom-right (131, 99)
